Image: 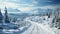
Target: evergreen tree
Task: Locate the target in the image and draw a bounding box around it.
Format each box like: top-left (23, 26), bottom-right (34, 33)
top-left (48, 13), bottom-right (50, 18)
top-left (0, 9), bottom-right (3, 23)
top-left (4, 7), bottom-right (10, 23)
top-left (13, 17), bottom-right (17, 22)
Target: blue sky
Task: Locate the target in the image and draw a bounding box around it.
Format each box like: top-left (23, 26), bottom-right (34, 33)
top-left (0, 0), bottom-right (60, 13)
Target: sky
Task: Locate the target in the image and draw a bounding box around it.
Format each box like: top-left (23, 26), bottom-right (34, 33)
top-left (0, 0), bottom-right (60, 13)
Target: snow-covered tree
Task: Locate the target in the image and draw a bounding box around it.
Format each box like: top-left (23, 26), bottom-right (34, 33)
top-left (4, 7), bottom-right (10, 23)
top-left (0, 9), bottom-right (3, 23)
top-left (12, 17), bottom-right (17, 22)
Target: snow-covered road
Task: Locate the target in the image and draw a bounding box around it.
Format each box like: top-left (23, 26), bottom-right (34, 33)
top-left (22, 22), bottom-right (46, 34)
top-left (22, 18), bottom-right (55, 34)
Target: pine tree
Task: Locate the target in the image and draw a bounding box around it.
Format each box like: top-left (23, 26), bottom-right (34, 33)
top-left (13, 17), bottom-right (17, 22)
top-left (0, 9), bottom-right (3, 23)
top-left (4, 7), bottom-right (10, 23)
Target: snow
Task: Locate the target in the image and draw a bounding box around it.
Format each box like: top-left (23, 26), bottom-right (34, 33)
top-left (22, 16), bottom-right (60, 34)
top-left (22, 16), bottom-right (55, 34)
top-left (2, 21), bottom-right (31, 34)
top-left (1, 16), bottom-right (60, 34)
top-left (3, 29), bottom-right (19, 33)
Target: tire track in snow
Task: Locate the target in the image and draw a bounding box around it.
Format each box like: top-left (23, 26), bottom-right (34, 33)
top-left (37, 25), bottom-right (44, 34)
top-left (31, 24), bottom-right (38, 34)
top-left (36, 24), bottom-right (40, 34)
top-left (29, 25), bottom-right (35, 34)
top-left (22, 24), bottom-right (35, 34)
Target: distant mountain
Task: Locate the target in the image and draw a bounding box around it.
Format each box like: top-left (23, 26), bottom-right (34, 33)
top-left (2, 7), bottom-right (53, 17)
top-left (31, 8), bottom-right (53, 14)
top-left (3, 7), bottom-right (54, 14)
top-left (8, 8), bottom-right (53, 17)
top-left (7, 8), bottom-right (21, 13)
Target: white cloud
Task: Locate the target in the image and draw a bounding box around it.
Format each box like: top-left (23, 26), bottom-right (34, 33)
top-left (3, 0), bottom-right (19, 2)
top-left (2, 1), bottom-right (34, 8)
top-left (18, 7), bottom-right (32, 11)
top-left (0, 0), bottom-right (59, 13)
top-left (0, 0), bottom-right (2, 2)
top-left (3, 2), bottom-right (18, 8)
top-left (0, 2), bottom-right (19, 8)
top-left (0, 1), bottom-right (35, 13)
top-left (32, 1), bottom-right (38, 4)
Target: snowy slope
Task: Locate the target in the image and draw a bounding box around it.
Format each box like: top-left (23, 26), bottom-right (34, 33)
top-left (2, 16), bottom-right (60, 34)
top-left (22, 16), bottom-right (55, 34)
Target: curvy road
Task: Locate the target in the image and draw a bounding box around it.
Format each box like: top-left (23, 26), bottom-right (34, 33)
top-left (22, 18), bottom-right (55, 34)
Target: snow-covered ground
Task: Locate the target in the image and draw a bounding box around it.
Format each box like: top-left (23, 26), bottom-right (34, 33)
top-left (22, 21), bottom-right (54, 34)
top-left (22, 16), bottom-right (60, 34)
top-left (22, 16), bottom-right (54, 34)
top-left (1, 20), bottom-right (31, 34)
top-left (1, 16), bottom-right (60, 34)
